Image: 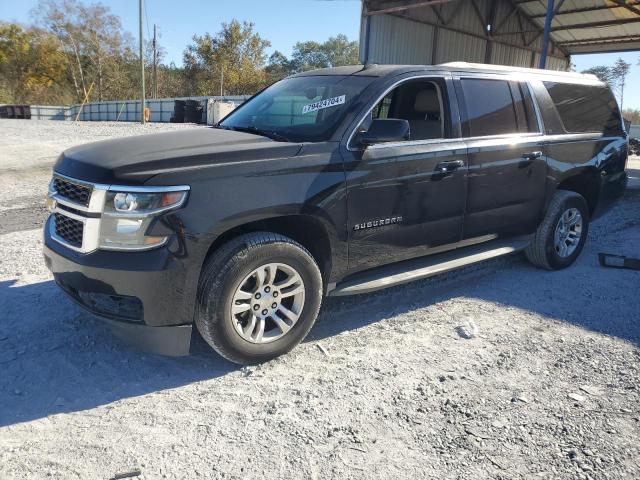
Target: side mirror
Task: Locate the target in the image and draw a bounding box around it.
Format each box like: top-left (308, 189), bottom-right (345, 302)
top-left (360, 119), bottom-right (410, 146)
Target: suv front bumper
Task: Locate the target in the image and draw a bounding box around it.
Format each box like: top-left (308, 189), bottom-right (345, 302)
top-left (43, 216), bottom-right (193, 356)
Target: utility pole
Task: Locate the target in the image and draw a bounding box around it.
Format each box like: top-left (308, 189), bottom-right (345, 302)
top-left (220, 66), bottom-right (224, 96)
top-left (152, 24), bottom-right (158, 99)
top-left (139, 0), bottom-right (146, 124)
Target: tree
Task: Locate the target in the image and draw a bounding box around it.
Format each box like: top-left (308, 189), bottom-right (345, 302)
top-left (263, 34), bottom-right (360, 84)
top-left (157, 62), bottom-right (187, 98)
top-left (291, 34), bottom-right (359, 72)
top-left (265, 50), bottom-right (295, 84)
top-left (611, 58), bottom-right (631, 111)
top-left (32, 0), bottom-right (134, 102)
top-left (321, 34), bottom-right (360, 68)
top-left (291, 40), bottom-right (328, 71)
top-left (581, 66), bottom-right (614, 87)
top-left (0, 22), bottom-right (68, 103)
top-left (183, 20), bottom-right (270, 95)
top-left (623, 108), bottom-right (640, 125)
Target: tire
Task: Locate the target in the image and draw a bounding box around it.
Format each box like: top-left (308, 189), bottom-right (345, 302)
top-left (195, 232), bottom-right (323, 364)
top-left (525, 190), bottom-right (590, 270)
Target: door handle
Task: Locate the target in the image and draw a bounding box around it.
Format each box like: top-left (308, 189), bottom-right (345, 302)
top-left (522, 151), bottom-right (543, 161)
top-left (519, 151), bottom-right (543, 169)
top-left (435, 160), bottom-right (465, 174)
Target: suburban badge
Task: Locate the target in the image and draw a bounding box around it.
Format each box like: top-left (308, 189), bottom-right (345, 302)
top-left (354, 216), bottom-right (403, 231)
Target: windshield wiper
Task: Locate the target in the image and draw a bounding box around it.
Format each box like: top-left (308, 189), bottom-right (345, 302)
top-left (224, 125), bottom-right (290, 142)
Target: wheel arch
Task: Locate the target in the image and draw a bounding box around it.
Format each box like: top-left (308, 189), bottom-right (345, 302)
top-left (553, 167), bottom-right (601, 216)
top-left (202, 214), bottom-right (335, 286)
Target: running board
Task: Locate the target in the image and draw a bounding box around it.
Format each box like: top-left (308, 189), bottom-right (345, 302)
top-left (329, 237), bottom-right (531, 296)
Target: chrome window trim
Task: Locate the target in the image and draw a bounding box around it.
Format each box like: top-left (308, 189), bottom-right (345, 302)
top-left (365, 131), bottom-right (600, 153)
top-left (462, 132), bottom-right (544, 143)
top-left (47, 173), bottom-right (190, 253)
top-left (346, 72), bottom-right (451, 152)
top-left (464, 132), bottom-right (603, 147)
top-left (365, 137), bottom-right (465, 151)
top-left (539, 132), bottom-right (603, 143)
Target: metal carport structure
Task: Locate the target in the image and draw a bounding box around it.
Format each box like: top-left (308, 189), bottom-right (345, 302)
top-left (360, 0), bottom-right (640, 69)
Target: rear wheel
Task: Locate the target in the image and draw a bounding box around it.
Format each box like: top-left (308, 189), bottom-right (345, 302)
top-left (525, 190), bottom-right (590, 270)
top-left (195, 232), bottom-right (322, 364)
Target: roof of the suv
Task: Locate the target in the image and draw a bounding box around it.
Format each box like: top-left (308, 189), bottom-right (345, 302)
top-left (293, 62), bottom-right (600, 83)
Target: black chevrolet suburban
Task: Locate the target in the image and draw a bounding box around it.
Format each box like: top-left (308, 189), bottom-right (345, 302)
top-left (43, 63), bottom-right (628, 364)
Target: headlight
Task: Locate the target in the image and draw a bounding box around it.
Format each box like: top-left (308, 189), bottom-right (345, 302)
top-left (105, 190), bottom-right (187, 215)
top-left (99, 187), bottom-right (189, 250)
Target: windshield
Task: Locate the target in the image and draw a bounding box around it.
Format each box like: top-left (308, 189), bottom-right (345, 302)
top-left (218, 75), bottom-right (376, 142)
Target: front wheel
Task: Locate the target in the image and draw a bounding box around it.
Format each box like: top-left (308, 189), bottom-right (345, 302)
top-left (195, 232), bottom-right (323, 364)
top-left (525, 190), bottom-right (590, 270)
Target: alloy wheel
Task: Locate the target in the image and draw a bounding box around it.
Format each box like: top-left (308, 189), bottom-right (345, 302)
top-left (554, 207), bottom-right (583, 258)
top-left (230, 262), bottom-right (305, 344)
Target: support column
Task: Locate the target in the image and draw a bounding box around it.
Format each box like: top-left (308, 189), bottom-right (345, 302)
top-left (363, 14), bottom-right (372, 65)
top-left (539, 0), bottom-right (554, 69)
top-left (431, 24), bottom-right (439, 64)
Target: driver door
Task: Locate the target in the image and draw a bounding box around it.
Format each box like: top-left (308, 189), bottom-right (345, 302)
top-left (341, 75), bottom-right (468, 274)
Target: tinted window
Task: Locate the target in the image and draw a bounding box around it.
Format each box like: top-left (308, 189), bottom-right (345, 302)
top-left (365, 79), bottom-right (447, 141)
top-left (543, 82), bottom-right (622, 134)
top-left (220, 75), bottom-right (375, 142)
top-left (461, 79), bottom-right (518, 137)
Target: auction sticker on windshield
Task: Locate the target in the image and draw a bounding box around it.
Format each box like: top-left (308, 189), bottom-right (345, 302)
top-left (302, 95), bottom-right (346, 114)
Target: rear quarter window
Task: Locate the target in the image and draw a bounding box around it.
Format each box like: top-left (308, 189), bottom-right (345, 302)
top-left (543, 82), bottom-right (622, 135)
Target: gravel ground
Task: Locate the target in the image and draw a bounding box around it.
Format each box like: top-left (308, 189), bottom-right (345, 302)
top-left (0, 119), bottom-right (639, 480)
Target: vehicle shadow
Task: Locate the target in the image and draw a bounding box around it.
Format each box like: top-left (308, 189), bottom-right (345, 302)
top-left (0, 278), bottom-right (239, 428)
top-left (311, 185), bottom-right (640, 347)
top-left (314, 254), bottom-right (639, 343)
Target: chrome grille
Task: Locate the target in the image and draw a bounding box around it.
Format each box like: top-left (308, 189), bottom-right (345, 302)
top-left (54, 213), bottom-right (84, 248)
top-left (53, 177), bottom-right (92, 206)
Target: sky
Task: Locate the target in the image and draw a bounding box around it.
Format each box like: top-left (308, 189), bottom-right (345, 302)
top-left (1, 0), bottom-right (363, 62)
top-left (572, 52), bottom-right (640, 111)
top-left (2, 0), bottom-right (639, 109)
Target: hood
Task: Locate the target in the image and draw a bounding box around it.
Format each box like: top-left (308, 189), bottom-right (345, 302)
top-left (54, 127), bottom-right (303, 184)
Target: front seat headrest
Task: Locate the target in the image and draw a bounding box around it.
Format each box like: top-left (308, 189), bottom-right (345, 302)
top-left (414, 89), bottom-right (440, 113)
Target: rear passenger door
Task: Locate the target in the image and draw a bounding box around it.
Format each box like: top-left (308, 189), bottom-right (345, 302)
top-left (454, 76), bottom-right (547, 240)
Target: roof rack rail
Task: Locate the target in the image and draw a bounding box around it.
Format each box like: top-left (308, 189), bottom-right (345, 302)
top-left (438, 62), bottom-right (598, 81)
